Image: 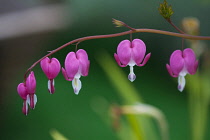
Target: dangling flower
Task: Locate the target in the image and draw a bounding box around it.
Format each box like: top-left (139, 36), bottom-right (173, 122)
top-left (114, 39), bottom-right (151, 82)
top-left (17, 83), bottom-right (29, 115)
top-left (62, 49), bottom-right (90, 95)
top-left (166, 48), bottom-right (198, 92)
top-left (25, 71), bottom-right (37, 109)
top-left (40, 57), bottom-right (61, 94)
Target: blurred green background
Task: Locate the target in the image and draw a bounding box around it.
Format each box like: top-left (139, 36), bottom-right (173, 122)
top-left (0, 0), bottom-right (210, 140)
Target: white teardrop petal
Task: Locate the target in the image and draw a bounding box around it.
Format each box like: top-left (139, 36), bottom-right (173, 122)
top-left (34, 94), bottom-right (37, 108)
top-left (128, 66), bottom-right (136, 82)
top-left (72, 78), bottom-right (82, 95)
top-left (178, 75), bottom-right (186, 92)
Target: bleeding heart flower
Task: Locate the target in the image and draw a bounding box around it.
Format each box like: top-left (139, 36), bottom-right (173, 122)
top-left (114, 39), bottom-right (151, 82)
top-left (17, 83), bottom-right (29, 115)
top-left (62, 49), bottom-right (90, 95)
top-left (166, 48), bottom-right (198, 92)
top-left (40, 57), bottom-right (61, 94)
top-left (25, 71), bottom-right (37, 109)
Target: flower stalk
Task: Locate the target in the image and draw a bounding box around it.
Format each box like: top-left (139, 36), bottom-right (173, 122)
top-left (24, 28), bottom-right (210, 81)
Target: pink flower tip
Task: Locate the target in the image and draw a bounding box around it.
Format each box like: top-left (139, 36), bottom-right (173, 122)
top-left (26, 71), bottom-right (36, 94)
top-left (17, 83), bottom-right (28, 100)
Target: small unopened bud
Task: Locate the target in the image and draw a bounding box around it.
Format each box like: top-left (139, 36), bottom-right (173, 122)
top-left (112, 18), bottom-right (125, 27)
top-left (158, 0), bottom-right (174, 20)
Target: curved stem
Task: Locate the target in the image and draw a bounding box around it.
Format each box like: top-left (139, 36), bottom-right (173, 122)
top-left (167, 19), bottom-right (185, 34)
top-left (166, 19), bottom-right (186, 51)
top-left (24, 28), bottom-right (210, 80)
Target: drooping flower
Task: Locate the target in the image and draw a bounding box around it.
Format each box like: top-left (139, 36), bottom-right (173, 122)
top-left (62, 49), bottom-right (90, 95)
top-left (166, 48), bottom-right (198, 92)
top-left (40, 57), bottom-right (61, 94)
top-left (17, 83), bottom-right (29, 115)
top-left (25, 71), bottom-right (37, 109)
top-left (114, 39), bottom-right (151, 82)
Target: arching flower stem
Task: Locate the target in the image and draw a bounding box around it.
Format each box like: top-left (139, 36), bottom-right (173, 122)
top-left (24, 28), bottom-right (210, 81)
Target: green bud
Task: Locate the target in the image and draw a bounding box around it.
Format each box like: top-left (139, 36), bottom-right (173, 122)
top-left (112, 18), bottom-right (125, 27)
top-left (158, 0), bottom-right (174, 20)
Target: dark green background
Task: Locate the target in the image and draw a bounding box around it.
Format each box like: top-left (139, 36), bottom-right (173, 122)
top-left (1, 0), bottom-right (210, 140)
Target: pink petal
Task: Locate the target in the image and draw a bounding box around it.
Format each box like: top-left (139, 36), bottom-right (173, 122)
top-left (114, 53), bottom-right (127, 67)
top-left (40, 57), bottom-right (50, 77)
top-left (76, 49), bottom-right (89, 62)
top-left (116, 40), bottom-right (132, 65)
top-left (47, 58), bottom-right (61, 79)
top-left (65, 52), bottom-right (79, 79)
top-left (131, 39), bottom-right (146, 64)
top-left (166, 64), bottom-right (178, 77)
top-left (62, 68), bottom-right (73, 81)
top-left (26, 71), bottom-right (36, 94)
top-left (17, 83), bottom-right (28, 100)
top-left (80, 60), bottom-right (90, 76)
top-left (136, 53), bottom-right (151, 67)
top-left (183, 48), bottom-right (197, 75)
top-left (76, 49), bottom-right (90, 76)
top-left (169, 50), bottom-right (184, 76)
top-left (40, 57), bottom-right (61, 79)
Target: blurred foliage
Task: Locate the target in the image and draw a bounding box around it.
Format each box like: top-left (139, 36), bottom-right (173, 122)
top-left (50, 129), bottom-right (69, 140)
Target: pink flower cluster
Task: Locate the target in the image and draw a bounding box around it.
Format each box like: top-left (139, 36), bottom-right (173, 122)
top-left (17, 49), bottom-right (90, 115)
top-left (114, 39), bottom-right (198, 92)
top-left (17, 39), bottom-right (198, 115)
top-left (17, 72), bottom-right (37, 115)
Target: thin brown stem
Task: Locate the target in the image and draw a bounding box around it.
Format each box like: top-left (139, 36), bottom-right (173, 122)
top-left (124, 24), bottom-right (136, 31)
top-left (24, 28), bottom-right (210, 81)
top-left (130, 33), bottom-right (133, 42)
top-left (75, 41), bottom-right (81, 52)
top-left (182, 38), bottom-right (185, 50)
top-left (167, 19), bottom-right (185, 34)
top-left (167, 19), bottom-right (186, 50)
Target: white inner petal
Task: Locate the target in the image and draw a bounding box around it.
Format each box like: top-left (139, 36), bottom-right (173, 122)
top-left (48, 80), bottom-right (51, 93)
top-left (74, 72), bottom-right (81, 79)
top-left (178, 75), bottom-right (186, 92)
top-left (177, 65), bottom-right (188, 92)
top-left (53, 79), bottom-right (55, 86)
top-left (25, 101), bottom-right (28, 115)
top-left (179, 65), bottom-right (188, 76)
top-left (128, 66), bottom-right (136, 82)
top-left (34, 94), bottom-right (37, 108)
top-left (48, 79), bottom-right (55, 94)
top-left (128, 58), bottom-right (136, 67)
top-left (26, 94), bottom-right (30, 106)
top-left (72, 78), bottom-right (82, 95)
